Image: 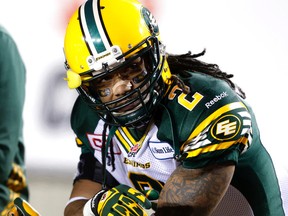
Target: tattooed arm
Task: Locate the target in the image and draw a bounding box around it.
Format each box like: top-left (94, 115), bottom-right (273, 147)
top-left (156, 163), bottom-right (235, 216)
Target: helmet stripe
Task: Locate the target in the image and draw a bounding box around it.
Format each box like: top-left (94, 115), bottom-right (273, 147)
top-left (81, 0), bottom-right (109, 55)
top-left (92, 0), bottom-right (112, 47)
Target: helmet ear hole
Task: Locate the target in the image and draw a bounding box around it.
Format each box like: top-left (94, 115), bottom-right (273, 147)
top-left (65, 70), bottom-right (82, 89)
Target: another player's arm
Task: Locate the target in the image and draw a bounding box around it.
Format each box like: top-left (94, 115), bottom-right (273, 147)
top-left (156, 163), bottom-right (235, 216)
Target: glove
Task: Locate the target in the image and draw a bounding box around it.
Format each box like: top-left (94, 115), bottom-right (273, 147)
top-left (83, 184), bottom-right (158, 216)
top-left (7, 197), bottom-right (40, 216)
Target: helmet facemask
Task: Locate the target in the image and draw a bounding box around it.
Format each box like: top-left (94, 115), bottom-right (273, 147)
top-left (77, 36), bottom-right (167, 127)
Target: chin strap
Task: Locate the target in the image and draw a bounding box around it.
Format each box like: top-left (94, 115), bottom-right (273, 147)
top-left (101, 124), bottom-right (117, 190)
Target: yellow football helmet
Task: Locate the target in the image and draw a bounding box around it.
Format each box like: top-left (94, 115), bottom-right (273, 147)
top-left (64, 0), bottom-right (171, 126)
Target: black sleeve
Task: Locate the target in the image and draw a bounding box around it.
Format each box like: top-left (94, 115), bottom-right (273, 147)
top-left (73, 152), bottom-right (119, 188)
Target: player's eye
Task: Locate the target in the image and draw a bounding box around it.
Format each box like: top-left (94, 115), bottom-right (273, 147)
top-left (129, 62), bottom-right (142, 71)
top-left (132, 70), bottom-right (148, 84)
top-left (97, 87), bottom-right (111, 97)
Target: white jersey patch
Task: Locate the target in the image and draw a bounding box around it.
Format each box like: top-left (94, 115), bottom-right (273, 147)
top-left (149, 142), bottom-right (175, 160)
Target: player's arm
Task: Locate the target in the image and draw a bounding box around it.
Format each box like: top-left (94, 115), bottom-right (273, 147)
top-left (64, 151), bottom-right (154, 216)
top-left (64, 151), bottom-right (107, 216)
top-left (64, 151), bottom-right (111, 216)
top-left (156, 162), bottom-right (235, 216)
top-left (0, 28), bottom-right (25, 180)
top-left (64, 179), bottom-right (103, 216)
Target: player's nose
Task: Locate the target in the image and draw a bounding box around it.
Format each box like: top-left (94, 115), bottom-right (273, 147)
top-left (112, 79), bottom-right (133, 97)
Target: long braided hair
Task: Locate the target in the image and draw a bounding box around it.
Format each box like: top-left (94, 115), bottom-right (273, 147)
top-left (166, 49), bottom-right (246, 99)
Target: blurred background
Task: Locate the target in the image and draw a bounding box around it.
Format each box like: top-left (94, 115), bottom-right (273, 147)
top-left (0, 0), bottom-right (287, 215)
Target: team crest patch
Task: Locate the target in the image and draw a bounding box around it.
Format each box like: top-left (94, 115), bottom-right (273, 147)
top-left (130, 144), bottom-right (141, 153)
top-left (149, 142), bottom-right (174, 160)
top-left (211, 114), bottom-right (241, 141)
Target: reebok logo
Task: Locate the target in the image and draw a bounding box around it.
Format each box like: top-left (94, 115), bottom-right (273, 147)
top-left (205, 92), bottom-right (228, 108)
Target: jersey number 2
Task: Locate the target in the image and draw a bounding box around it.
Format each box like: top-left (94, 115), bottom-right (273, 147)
top-left (168, 86), bottom-right (203, 111)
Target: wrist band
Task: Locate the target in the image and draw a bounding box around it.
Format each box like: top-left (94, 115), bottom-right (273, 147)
top-left (66, 196), bottom-right (89, 207)
top-left (83, 198), bottom-right (95, 216)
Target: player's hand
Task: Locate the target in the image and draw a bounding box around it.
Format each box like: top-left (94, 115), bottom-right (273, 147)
top-left (7, 197), bottom-right (40, 216)
top-left (83, 184), bottom-right (158, 216)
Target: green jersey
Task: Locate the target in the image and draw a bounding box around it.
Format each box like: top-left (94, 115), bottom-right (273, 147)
top-left (0, 26), bottom-right (29, 215)
top-left (71, 71), bottom-right (284, 215)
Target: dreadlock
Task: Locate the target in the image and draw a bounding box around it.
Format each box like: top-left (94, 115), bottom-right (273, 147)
top-left (166, 49), bottom-right (246, 99)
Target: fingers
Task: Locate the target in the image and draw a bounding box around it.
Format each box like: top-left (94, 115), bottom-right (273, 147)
top-left (13, 197), bottom-right (41, 216)
top-left (142, 189), bottom-right (159, 201)
top-left (114, 185), bottom-right (159, 207)
top-left (125, 187), bottom-right (152, 209)
top-left (96, 185), bottom-right (158, 216)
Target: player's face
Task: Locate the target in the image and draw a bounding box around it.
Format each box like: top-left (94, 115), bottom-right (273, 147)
top-left (91, 57), bottom-right (150, 112)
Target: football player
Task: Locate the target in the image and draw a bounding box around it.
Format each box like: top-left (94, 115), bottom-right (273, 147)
top-left (63, 0), bottom-right (285, 215)
top-left (0, 25), bottom-right (29, 216)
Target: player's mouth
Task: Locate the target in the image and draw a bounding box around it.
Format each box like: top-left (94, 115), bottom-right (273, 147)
top-left (113, 93), bottom-right (150, 116)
